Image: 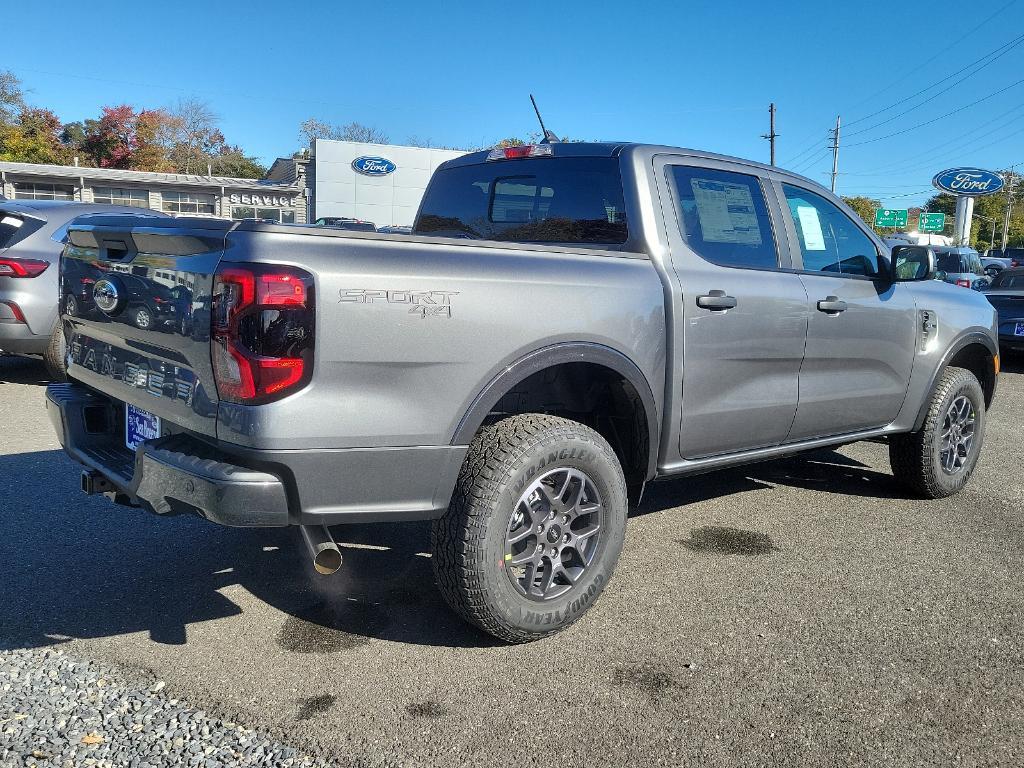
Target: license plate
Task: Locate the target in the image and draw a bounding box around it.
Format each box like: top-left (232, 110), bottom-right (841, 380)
top-left (1016, 322), bottom-right (1024, 337)
top-left (126, 404), bottom-right (161, 450)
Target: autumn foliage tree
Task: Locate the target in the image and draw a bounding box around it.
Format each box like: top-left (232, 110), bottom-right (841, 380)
top-left (0, 71), bottom-right (265, 178)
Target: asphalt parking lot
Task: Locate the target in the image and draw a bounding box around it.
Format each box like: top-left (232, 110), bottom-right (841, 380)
top-left (2, 354), bottom-right (1023, 767)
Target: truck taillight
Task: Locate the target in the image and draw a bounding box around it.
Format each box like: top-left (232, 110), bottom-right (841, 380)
top-left (486, 144), bottom-right (554, 161)
top-left (0, 258), bottom-right (49, 277)
top-left (211, 263), bottom-right (314, 404)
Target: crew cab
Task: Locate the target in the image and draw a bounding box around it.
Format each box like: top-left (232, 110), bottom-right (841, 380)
top-left (46, 143), bottom-right (999, 643)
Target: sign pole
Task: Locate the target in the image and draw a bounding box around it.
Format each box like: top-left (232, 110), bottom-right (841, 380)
top-left (1002, 166), bottom-right (1015, 252)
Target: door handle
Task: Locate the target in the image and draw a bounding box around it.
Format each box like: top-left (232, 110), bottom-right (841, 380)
top-left (817, 296), bottom-right (848, 314)
top-left (696, 290), bottom-right (737, 311)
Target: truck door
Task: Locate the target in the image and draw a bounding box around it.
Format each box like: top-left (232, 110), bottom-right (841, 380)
top-left (655, 157), bottom-right (808, 459)
top-left (770, 179), bottom-right (916, 440)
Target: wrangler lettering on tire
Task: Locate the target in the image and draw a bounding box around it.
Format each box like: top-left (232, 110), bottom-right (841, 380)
top-left (431, 414), bottom-right (627, 643)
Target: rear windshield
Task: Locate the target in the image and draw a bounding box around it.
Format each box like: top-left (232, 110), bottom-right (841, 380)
top-left (936, 252), bottom-right (963, 273)
top-left (413, 157), bottom-right (629, 246)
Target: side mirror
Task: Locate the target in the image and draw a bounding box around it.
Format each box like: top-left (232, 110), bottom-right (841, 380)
top-left (891, 245), bottom-right (937, 282)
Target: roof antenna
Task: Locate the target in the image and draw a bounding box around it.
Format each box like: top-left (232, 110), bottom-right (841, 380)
top-left (530, 94), bottom-right (560, 144)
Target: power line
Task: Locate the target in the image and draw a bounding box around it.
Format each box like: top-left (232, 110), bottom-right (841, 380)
top-left (844, 0), bottom-right (1019, 111)
top-left (846, 76), bottom-right (1024, 147)
top-left (844, 32), bottom-right (1024, 132)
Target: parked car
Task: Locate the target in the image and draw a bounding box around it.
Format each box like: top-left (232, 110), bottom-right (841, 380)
top-left (981, 254), bottom-right (1012, 278)
top-left (933, 246), bottom-right (990, 290)
top-left (47, 142), bottom-right (998, 643)
top-left (313, 217), bottom-right (376, 232)
top-left (983, 267), bottom-right (1024, 354)
top-left (376, 225), bottom-right (413, 235)
top-left (0, 200), bottom-right (167, 378)
top-left (983, 247), bottom-right (1023, 272)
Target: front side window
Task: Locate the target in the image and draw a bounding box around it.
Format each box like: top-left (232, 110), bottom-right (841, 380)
top-left (94, 186), bottom-right (149, 208)
top-left (13, 181), bottom-right (74, 201)
top-left (162, 190), bottom-right (216, 215)
top-left (668, 166), bottom-right (778, 270)
top-left (782, 184), bottom-right (881, 277)
top-left (414, 157), bottom-right (628, 245)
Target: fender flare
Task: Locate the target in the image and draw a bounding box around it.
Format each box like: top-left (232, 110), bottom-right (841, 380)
top-left (451, 342), bottom-right (661, 481)
top-left (913, 331), bottom-right (998, 431)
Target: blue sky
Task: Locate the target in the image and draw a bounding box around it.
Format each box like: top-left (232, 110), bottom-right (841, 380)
top-left (3, 0), bottom-right (1023, 207)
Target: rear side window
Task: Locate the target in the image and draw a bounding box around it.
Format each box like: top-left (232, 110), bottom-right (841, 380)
top-left (0, 214), bottom-right (25, 249)
top-left (782, 184), bottom-right (881, 277)
top-left (667, 166), bottom-right (778, 270)
top-left (414, 157), bottom-right (628, 245)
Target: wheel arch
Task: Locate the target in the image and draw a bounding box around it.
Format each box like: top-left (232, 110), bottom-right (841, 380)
top-left (451, 343), bottom-right (661, 491)
top-left (913, 332), bottom-right (997, 431)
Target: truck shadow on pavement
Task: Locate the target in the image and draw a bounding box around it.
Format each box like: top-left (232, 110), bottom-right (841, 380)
top-left (0, 443), bottom-right (905, 652)
top-left (0, 356), bottom-right (51, 386)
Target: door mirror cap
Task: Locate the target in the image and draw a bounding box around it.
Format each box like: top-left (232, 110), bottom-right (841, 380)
top-left (891, 245), bottom-right (938, 282)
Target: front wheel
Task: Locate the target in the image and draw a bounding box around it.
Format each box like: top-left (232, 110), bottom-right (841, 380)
top-left (431, 414), bottom-right (628, 643)
top-left (889, 366), bottom-right (986, 498)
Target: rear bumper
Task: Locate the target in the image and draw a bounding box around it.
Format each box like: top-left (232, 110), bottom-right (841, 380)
top-left (46, 381), bottom-right (467, 528)
top-left (0, 319), bottom-right (47, 354)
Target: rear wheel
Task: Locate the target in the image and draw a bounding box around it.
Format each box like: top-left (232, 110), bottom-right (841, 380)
top-left (43, 322), bottom-right (67, 381)
top-left (890, 366), bottom-right (985, 498)
top-left (431, 414), bottom-right (627, 643)
top-left (132, 306), bottom-right (153, 330)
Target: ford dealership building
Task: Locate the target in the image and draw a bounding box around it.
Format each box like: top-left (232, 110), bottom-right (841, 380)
top-left (309, 139), bottom-right (466, 227)
top-left (0, 140), bottom-right (466, 229)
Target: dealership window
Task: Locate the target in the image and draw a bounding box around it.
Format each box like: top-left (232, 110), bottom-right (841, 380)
top-left (231, 206), bottom-right (295, 224)
top-left (13, 181), bottom-right (75, 201)
top-left (162, 190), bottom-right (216, 215)
top-left (93, 186), bottom-right (149, 208)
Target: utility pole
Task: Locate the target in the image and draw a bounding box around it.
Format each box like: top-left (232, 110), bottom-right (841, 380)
top-left (829, 115), bottom-right (841, 193)
top-left (761, 103), bottom-right (778, 166)
top-left (1002, 165), bottom-right (1016, 252)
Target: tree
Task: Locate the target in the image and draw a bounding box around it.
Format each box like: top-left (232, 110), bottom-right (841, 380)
top-left (167, 98), bottom-right (224, 174)
top-left (0, 107), bottom-right (69, 164)
top-left (133, 109), bottom-right (178, 172)
top-left (209, 146), bottom-right (266, 178)
top-left (841, 195), bottom-right (883, 232)
top-left (0, 70), bottom-right (25, 126)
top-left (298, 118), bottom-right (389, 146)
top-left (78, 105), bottom-right (139, 168)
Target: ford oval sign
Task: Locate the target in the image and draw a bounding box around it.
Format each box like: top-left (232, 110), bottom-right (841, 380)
top-left (932, 167), bottom-right (1004, 196)
top-left (352, 156), bottom-right (396, 176)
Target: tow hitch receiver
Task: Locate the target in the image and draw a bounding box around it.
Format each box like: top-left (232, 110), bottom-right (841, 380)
top-left (81, 470), bottom-right (114, 495)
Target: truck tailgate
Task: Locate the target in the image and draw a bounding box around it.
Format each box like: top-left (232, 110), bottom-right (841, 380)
top-left (62, 214), bottom-right (234, 439)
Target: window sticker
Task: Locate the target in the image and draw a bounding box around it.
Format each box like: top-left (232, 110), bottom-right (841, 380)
top-left (795, 205), bottom-right (827, 251)
top-left (689, 179), bottom-right (763, 245)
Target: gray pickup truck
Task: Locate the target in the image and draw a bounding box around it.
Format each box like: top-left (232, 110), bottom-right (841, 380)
top-left (46, 142), bottom-right (999, 643)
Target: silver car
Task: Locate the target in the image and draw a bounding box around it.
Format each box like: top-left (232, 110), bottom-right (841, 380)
top-left (0, 199), bottom-right (166, 377)
top-left (934, 246), bottom-right (989, 290)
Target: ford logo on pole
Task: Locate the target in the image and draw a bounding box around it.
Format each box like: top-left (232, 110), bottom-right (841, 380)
top-left (932, 167), bottom-right (1004, 196)
top-left (352, 156), bottom-right (397, 176)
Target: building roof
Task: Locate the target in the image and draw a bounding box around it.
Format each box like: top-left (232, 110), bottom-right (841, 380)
top-left (0, 161), bottom-right (301, 192)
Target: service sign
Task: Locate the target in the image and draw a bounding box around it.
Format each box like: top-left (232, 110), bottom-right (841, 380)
top-left (932, 168), bottom-right (1004, 196)
top-left (352, 156), bottom-right (397, 176)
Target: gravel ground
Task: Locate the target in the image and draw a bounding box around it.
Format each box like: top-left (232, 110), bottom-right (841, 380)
top-left (0, 648), bottom-right (341, 768)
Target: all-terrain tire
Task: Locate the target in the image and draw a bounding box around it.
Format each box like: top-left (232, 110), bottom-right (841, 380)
top-left (889, 366), bottom-right (985, 499)
top-left (43, 322), bottom-right (67, 381)
top-left (431, 413), bottom-right (628, 643)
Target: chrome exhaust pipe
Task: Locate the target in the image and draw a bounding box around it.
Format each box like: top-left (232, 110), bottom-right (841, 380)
top-left (300, 525), bottom-right (343, 575)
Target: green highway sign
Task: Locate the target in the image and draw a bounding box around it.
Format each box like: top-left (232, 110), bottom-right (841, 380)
top-left (874, 208), bottom-right (909, 228)
top-left (918, 212), bottom-right (946, 232)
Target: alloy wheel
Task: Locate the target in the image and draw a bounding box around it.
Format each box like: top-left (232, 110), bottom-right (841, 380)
top-left (504, 467), bottom-right (603, 601)
top-left (939, 395), bottom-right (975, 474)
